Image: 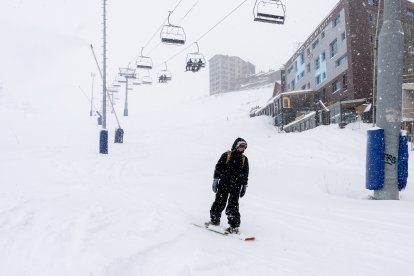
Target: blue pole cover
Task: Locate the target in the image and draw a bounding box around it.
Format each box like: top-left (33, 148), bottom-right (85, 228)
top-left (398, 135), bottom-right (409, 191)
top-left (366, 129), bottom-right (385, 190)
top-left (99, 130), bottom-right (109, 154)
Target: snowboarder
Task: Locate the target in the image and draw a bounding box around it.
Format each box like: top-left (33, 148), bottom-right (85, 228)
top-left (206, 138), bottom-right (249, 234)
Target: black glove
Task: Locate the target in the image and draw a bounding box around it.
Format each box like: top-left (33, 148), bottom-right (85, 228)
top-left (240, 185), bottom-right (247, 198)
top-left (212, 179), bottom-right (219, 193)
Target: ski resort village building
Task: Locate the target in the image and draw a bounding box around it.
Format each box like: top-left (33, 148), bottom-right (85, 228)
top-left (252, 0), bottom-right (414, 133)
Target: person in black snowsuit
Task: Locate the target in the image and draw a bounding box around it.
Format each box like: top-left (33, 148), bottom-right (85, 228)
top-left (206, 138), bottom-right (249, 234)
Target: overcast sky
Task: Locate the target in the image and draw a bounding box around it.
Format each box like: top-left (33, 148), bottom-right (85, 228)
top-left (0, 0), bottom-right (341, 97)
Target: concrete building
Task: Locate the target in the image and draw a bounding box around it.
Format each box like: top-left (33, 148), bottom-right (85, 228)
top-left (282, 0), bottom-right (414, 123)
top-left (209, 55), bottom-right (255, 95)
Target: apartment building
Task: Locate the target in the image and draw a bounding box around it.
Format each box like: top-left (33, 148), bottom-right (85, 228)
top-left (209, 55), bottom-right (255, 95)
top-left (283, 0), bottom-right (414, 113)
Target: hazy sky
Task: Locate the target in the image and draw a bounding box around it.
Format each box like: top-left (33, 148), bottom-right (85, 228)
top-left (0, 0), bottom-right (340, 95)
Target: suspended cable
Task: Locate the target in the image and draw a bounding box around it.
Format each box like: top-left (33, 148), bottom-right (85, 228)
top-left (196, 0), bottom-right (248, 42)
top-left (155, 0), bottom-right (249, 68)
top-left (148, 42), bottom-right (162, 55)
top-left (178, 0), bottom-right (202, 24)
top-left (143, 20), bottom-right (167, 50)
top-left (172, 0), bottom-right (186, 13)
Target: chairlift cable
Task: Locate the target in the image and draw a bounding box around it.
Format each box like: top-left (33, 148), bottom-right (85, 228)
top-left (155, 0), bottom-right (249, 68)
top-left (143, 20), bottom-right (167, 50)
top-left (178, 0), bottom-right (202, 24)
top-left (172, 0), bottom-right (186, 13)
top-left (196, 0), bottom-right (248, 42)
top-left (148, 42), bottom-right (162, 55)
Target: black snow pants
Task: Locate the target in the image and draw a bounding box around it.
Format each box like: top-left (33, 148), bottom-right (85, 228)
top-left (210, 185), bottom-right (241, 227)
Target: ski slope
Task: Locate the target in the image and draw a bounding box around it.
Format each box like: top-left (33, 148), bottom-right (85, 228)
top-left (1, 84), bottom-right (413, 276)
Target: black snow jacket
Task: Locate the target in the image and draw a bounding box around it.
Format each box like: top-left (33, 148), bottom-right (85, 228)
top-left (214, 138), bottom-right (249, 189)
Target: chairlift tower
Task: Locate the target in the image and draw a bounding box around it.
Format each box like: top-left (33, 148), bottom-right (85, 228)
top-left (119, 68), bottom-right (136, 116)
top-left (373, 0), bottom-right (404, 200)
top-left (99, 0), bottom-right (109, 154)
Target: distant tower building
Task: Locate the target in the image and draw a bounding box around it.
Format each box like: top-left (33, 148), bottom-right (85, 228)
top-left (209, 55), bottom-right (255, 95)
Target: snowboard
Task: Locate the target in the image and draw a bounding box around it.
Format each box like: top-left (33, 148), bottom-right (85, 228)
top-left (192, 223), bottom-right (255, 241)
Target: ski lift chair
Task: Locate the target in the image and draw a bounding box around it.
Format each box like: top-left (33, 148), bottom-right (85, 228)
top-left (185, 42), bottom-right (206, 72)
top-left (160, 11), bottom-right (186, 45)
top-left (157, 63), bottom-right (172, 83)
top-left (137, 69), bottom-right (152, 85)
top-left (157, 71), bottom-right (172, 83)
top-left (136, 47), bottom-right (153, 69)
top-left (253, 0), bottom-right (286, 25)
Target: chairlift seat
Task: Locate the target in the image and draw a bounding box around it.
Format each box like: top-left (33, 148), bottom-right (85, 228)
top-left (137, 64), bottom-right (153, 70)
top-left (254, 17), bottom-right (284, 24)
top-left (161, 38), bottom-right (185, 45)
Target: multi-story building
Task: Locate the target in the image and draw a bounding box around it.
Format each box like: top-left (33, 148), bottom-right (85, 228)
top-left (282, 0), bottom-right (414, 116)
top-left (209, 55), bottom-right (255, 95)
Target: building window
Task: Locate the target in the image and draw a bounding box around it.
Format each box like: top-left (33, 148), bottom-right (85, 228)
top-left (321, 31), bottom-right (325, 39)
top-left (341, 32), bottom-right (346, 40)
top-left (307, 63), bottom-right (311, 72)
top-left (343, 75), bottom-right (348, 89)
top-left (315, 57), bottom-right (320, 70)
top-left (321, 51), bottom-right (326, 61)
top-left (330, 39), bottom-right (338, 58)
top-left (291, 80), bottom-right (295, 90)
top-left (408, 9), bottom-right (414, 17)
top-left (333, 14), bottom-right (340, 27)
top-left (312, 39), bottom-right (319, 49)
top-left (300, 52), bottom-right (305, 65)
top-left (368, 0), bottom-right (378, 6)
top-left (332, 79), bottom-right (341, 92)
top-left (301, 85), bottom-right (306, 90)
top-left (322, 72), bottom-right (327, 80)
top-left (294, 60), bottom-right (298, 73)
top-left (316, 74), bottom-right (321, 85)
top-left (300, 71), bottom-right (305, 78)
top-left (307, 82), bottom-right (311, 89)
top-left (336, 54), bottom-right (348, 67)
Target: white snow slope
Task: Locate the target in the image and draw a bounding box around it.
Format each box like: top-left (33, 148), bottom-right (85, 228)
top-left (1, 85), bottom-right (414, 276)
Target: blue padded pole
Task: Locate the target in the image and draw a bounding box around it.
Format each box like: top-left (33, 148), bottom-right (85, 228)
top-left (366, 128), bottom-right (385, 190)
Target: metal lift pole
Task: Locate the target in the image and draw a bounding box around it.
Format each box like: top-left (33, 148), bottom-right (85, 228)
top-left (374, 0), bottom-right (404, 199)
